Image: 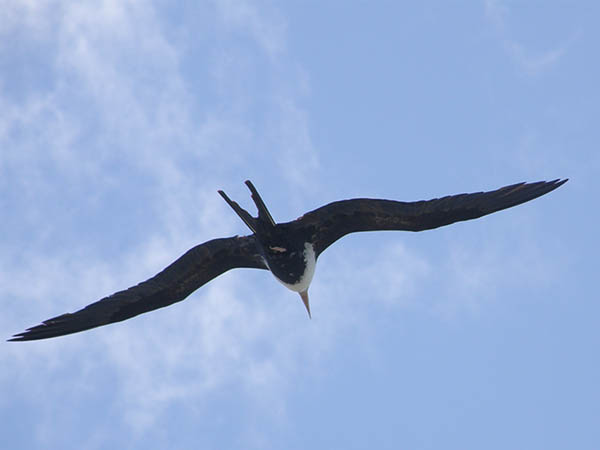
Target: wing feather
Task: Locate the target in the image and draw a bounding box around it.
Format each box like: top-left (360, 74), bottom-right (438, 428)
top-left (10, 235), bottom-right (267, 341)
top-left (294, 179), bottom-right (567, 256)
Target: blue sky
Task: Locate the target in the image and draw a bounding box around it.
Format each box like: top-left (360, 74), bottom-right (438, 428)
top-left (1, 1), bottom-right (597, 449)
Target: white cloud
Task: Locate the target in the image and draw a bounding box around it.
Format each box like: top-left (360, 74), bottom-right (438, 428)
top-left (271, 98), bottom-right (320, 194)
top-left (431, 216), bottom-right (566, 320)
top-left (0, 1), bottom-right (324, 443)
top-left (503, 36), bottom-right (575, 76)
top-left (312, 239), bottom-right (432, 329)
top-left (0, 0), bottom-right (58, 36)
top-left (215, 0), bottom-right (287, 58)
top-left (484, 0), bottom-right (578, 75)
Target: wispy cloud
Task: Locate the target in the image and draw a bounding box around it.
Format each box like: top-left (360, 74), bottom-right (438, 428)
top-left (431, 214), bottom-right (567, 320)
top-left (215, 0), bottom-right (287, 58)
top-left (0, 0), bottom-right (322, 444)
top-left (484, 0), bottom-right (579, 75)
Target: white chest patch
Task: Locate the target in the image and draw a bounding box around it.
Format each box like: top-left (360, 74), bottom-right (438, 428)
top-left (275, 242), bottom-right (316, 293)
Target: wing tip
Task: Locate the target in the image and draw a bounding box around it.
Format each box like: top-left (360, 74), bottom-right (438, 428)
top-left (542, 177), bottom-right (568, 192)
top-left (8, 329), bottom-right (40, 342)
top-left (507, 178), bottom-right (568, 195)
top-left (8, 323), bottom-right (54, 342)
top-left (7, 312), bottom-right (82, 342)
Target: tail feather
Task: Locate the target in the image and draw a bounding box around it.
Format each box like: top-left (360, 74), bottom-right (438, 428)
top-left (218, 180), bottom-right (277, 234)
top-left (218, 189), bottom-right (258, 233)
top-left (245, 180), bottom-right (276, 227)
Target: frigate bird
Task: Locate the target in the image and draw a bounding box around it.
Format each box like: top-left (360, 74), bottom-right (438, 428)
top-left (9, 178), bottom-right (566, 341)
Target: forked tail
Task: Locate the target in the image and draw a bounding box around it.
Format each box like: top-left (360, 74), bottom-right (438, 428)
top-left (218, 180), bottom-right (276, 234)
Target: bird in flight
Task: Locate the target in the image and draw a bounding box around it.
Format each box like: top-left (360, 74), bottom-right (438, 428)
top-left (10, 179), bottom-right (566, 341)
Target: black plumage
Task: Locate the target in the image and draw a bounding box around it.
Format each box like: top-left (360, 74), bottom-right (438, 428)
top-left (10, 178), bottom-right (566, 341)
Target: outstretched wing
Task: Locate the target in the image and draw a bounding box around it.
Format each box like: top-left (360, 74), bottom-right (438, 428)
top-left (293, 179), bottom-right (567, 256)
top-left (10, 235), bottom-right (267, 341)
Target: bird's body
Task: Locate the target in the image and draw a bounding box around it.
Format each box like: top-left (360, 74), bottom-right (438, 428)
top-left (263, 242), bottom-right (316, 293)
top-left (10, 178), bottom-right (567, 341)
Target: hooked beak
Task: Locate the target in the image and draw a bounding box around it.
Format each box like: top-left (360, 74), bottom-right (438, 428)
top-left (299, 290), bottom-right (311, 319)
